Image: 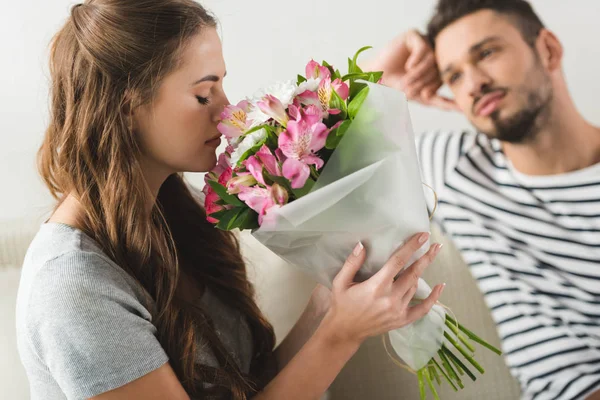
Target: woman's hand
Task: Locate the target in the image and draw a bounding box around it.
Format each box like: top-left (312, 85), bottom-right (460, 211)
top-left (307, 284), bottom-right (332, 319)
top-left (319, 232), bottom-right (444, 347)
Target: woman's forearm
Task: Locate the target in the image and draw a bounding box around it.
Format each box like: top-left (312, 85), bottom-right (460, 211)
top-left (253, 314), bottom-right (360, 400)
top-left (274, 300), bottom-right (326, 369)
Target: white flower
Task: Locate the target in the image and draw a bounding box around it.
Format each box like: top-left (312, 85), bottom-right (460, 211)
top-left (230, 128), bottom-right (268, 166)
top-left (247, 80), bottom-right (298, 128)
top-left (295, 77), bottom-right (322, 95)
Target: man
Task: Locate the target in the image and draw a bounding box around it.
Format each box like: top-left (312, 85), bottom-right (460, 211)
top-left (364, 1), bottom-right (600, 399)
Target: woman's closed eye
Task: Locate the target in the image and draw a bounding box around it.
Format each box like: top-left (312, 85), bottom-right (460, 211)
top-left (196, 95), bottom-right (210, 105)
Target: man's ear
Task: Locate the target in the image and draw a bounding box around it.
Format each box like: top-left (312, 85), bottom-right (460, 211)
top-left (536, 28), bottom-right (563, 72)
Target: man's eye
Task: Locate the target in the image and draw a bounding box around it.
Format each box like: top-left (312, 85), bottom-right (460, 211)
top-left (481, 48), bottom-right (496, 59)
top-left (196, 96), bottom-right (210, 105)
top-left (449, 72), bottom-right (462, 85)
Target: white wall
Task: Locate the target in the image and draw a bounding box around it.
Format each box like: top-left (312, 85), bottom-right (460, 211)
top-left (1, 0), bottom-right (599, 220)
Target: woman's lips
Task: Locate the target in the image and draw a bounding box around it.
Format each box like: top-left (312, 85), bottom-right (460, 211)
top-left (205, 136), bottom-right (221, 147)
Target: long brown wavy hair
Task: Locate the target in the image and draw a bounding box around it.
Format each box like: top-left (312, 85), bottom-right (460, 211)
top-left (38, 1), bottom-right (277, 398)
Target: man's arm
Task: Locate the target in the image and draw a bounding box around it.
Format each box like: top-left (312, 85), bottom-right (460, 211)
top-left (361, 30), bottom-right (458, 111)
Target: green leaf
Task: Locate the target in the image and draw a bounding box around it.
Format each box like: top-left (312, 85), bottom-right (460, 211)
top-left (291, 178), bottom-right (315, 199)
top-left (325, 119), bottom-right (352, 149)
top-left (237, 208), bottom-right (260, 230)
top-left (353, 46), bottom-right (372, 67)
top-left (236, 139), bottom-right (267, 166)
top-left (348, 86), bottom-right (370, 119)
top-left (349, 81), bottom-right (367, 102)
top-left (208, 208), bottom-right (231, 221)
top-left (342, 72), bottom-right (369, 82)
top-left (348, 45), bottom-right (372, 75)
top-left (229, 207), bottom-right (259, 231)
top-left (297, 74), bottom-right (307, 84)
top-left (215, 207), bottom-right (244, 230)
top-left (326, 132), bottom-right (343, 150)
top-left (207, 181), bottom-right (244, 207)
top-left (367, 71), bottom-right (384, 83)
top-left (329, 89), bottom-right (347, 119)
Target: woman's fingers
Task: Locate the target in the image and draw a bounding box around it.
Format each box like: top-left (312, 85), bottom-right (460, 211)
top-left (333, 242), bottom-right (367, 289)
top-left (393, 243), bottom-right (442, 296)
top-left (405, 283), bottom-right (446, 325)
top-left (372, 232), bottom-right (430, 286)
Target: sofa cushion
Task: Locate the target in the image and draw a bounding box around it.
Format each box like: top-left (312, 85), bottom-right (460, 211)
top-left (0, 265), bottom-right (30, 399)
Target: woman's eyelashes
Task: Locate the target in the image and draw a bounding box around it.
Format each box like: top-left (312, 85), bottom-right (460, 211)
top-left (196, 95), bottom-right (210, 105)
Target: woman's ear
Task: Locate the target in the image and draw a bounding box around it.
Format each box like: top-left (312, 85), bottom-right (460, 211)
top-left (122, 89), bottom-right (138, 131)
top-left (536, 28), bottom-right (563, 72)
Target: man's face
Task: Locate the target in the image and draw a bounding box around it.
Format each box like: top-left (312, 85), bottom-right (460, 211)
top-left (435, 10), bottom-right (553, 143)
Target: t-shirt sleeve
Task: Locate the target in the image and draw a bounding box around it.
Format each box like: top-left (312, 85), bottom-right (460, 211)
top-left (25, 251), bottom-right (170, 399)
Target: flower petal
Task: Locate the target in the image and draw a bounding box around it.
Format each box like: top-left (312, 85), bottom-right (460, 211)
top-left (282, 158), bottom-right (310, 189)
top-left (238, 186), bottom-right (273, 216)
top-left (332, 78), bottom-right (350, 101)
top-left (308, 122), bottom-right (329, 153)
top-left (256, 145), bottom-right (281, 177)
top-left (300, 154), bottom-right (324, 170)
top-left (305, 60), bottom-right (331, 80)
top-left (257, 94), bottom-right (289, 127)
top-left (244, 156), bottom-right (266, 186)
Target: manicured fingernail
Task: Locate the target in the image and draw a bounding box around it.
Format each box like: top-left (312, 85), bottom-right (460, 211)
top-left (353, 242), bottom-right (364, 256)
top-left (419, 232), bottom-right (430, 244)
top-left (441, 283), bottom-right (446, 293)
top-left (433, 243), bottom-right (444, 255)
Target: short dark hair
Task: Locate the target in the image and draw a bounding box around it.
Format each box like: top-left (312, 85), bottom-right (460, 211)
top-left (426, 0), bottom-right (545, 49)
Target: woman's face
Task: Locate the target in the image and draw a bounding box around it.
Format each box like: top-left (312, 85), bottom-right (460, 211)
top-left (134, 28), bottom-right (229, 179)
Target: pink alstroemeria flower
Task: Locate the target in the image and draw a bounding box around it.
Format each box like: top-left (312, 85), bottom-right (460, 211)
top-left (203, 186), bottom-right (222, 224)
top-left (217, 100), bottom-right (252, 141)
top-left (257, 94), bottom-right (289, 127)
top-left (297, 77), bottom-right (349, 116)
top-left (305, 60), bottom-right (331, 80)
top-left (278, 110), bottom-right (328, 188)
top-left (238, 183), bottom-right (289, 225)
top-left (255, 144), bottom-right (282, 177)
top-left (242, 145), bottom-right (283, 190)
top-left (332, 78), bottom-right (350, 101)
top-left (226, 173), bottom-right (257, 194)
top-left (244, 156), bottom-right (267, 186)
top-left (207, 152), bottom-right (231, 182)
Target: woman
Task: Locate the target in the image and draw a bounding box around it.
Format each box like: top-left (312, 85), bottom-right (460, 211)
top-left (15, 1), bottom-right (445, 399)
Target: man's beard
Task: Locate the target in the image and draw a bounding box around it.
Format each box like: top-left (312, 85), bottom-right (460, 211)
top-left (488, 89), bottom-right (552, 143)
top-left (476, 64), bottom-right (553, 144)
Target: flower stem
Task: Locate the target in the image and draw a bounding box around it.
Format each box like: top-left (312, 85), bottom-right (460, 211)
top-left (424, 367), bottom-right (441, 400)
top-left (429, 363), bottom-right (441, 386)
top-left (445, 318), bottom-right (476, 353)
top-left (446, 315), bottom-right (502, 355)
top-left (432, 358), bottom-right (458, 392)
top-left (438, 349), bottom-right (464, 389)
top-left (417, 369), bottom-right (426, 400)
top-left (444, 332), bottom-right (485, 374)
top-left (442, 345), bottom-right (477, 382)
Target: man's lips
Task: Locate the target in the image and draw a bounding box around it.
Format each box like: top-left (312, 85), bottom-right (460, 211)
top-left (474, 91), bottom-right (506, 117)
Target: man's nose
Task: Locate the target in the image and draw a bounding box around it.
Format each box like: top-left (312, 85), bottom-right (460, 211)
top-left (465, 66), bottom-right (493, 98)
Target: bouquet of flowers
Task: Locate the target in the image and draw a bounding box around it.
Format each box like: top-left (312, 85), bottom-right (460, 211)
top-left (203, 47), bottom-right (501, 399)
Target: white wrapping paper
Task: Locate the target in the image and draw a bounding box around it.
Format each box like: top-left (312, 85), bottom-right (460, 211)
top-left (253, 82), bottom-right (446, 371)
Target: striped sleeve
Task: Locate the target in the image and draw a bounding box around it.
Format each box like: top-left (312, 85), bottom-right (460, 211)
top-left (415, 130), bottom-right (475, 225)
